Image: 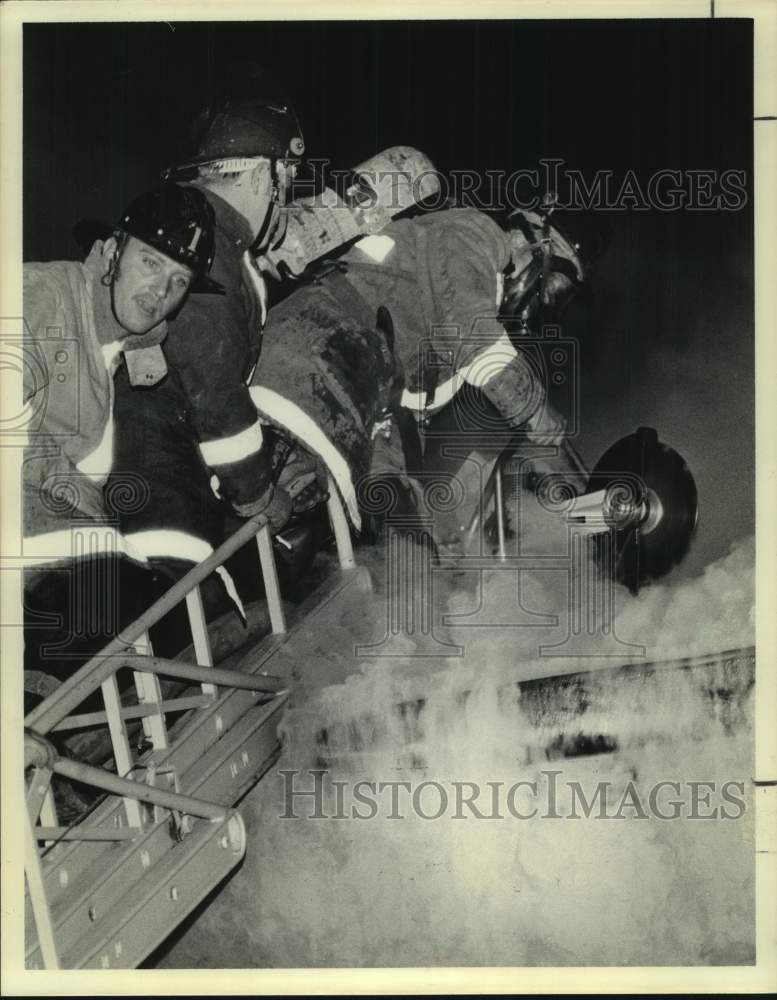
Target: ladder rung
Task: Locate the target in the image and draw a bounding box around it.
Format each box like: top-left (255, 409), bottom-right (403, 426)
top-left (54, 757), bottom-right (227, 821)
top-left (26, 766), bottom-right (54, 824)
top-left (125, 655), bottom-right (288, 693)
top-left (52, 695), bottom-right (215, 732)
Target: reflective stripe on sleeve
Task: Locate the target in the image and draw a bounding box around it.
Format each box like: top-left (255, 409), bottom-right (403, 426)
top-left (462, 331), bottom-right (520, 388)
top-left (495, 272), bottom-right (505, 309)
top-left (249, 385), bottom-right (360, 530)
top-left (125, 529), bottom-right (246, 619)
top-left (21, 526), bottom-right (149, 567)
top-left (400, 332), bottom-right (520, 414)
top-left (124, 529), bottom-right (215, 564)
top-left (198, 420), bottom-right (264, 468)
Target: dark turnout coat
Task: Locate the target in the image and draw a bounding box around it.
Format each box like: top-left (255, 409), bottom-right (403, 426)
top-left (250, 207), bottom-right (541, 528)
top-left (110, 206), bottom-right (543, 550)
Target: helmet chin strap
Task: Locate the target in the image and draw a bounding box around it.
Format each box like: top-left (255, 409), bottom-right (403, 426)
top-left (509, 257), bottom-right (582, 330)
top-left (249, 201), bottom-right (277, 257)
top-left (109, 279), bottom-right (121, 328)
top-left (102, 248), bottom-right (125, 330)
top-left (249, 159), bottom-right (286, 257)
top-left (506, 209), bottom-right (583, 330)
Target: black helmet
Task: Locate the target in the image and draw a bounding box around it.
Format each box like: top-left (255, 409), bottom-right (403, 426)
top-left (542, 208), bottom-right (612, 272)
top-left (184, 98), bottom-right (306, 168)
top-left (501, 206), bottom-right (611, 332)
top-left (117, 183), bottom-right (222, 293)
top-left (174, 62), bottom-right (305, 172)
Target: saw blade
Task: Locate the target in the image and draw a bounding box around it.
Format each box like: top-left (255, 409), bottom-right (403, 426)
top-left (586, 426), bottom-right (699, 592)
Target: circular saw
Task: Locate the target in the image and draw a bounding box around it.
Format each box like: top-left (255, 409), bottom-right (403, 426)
top-left (567, 426), bottom-right (699, 593)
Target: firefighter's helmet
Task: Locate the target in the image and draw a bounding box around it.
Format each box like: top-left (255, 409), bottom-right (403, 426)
top-left (165, 62), bottom-right (305, 176)
top-left (501, 205), bottom-right (611, 330)
top-left (117, 184), bottom-right (222, 294)
top-left (169, 97), bottom-right (305, 177)
top-left (543, 208), bottom-right (611, 273)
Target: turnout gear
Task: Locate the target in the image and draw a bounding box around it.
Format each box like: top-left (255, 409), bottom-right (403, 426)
top-left (22, 241), bottom-right (168, 551)
top-left (22, 186), bottom-right (232, 733)
top-left (250, 207), bottom-right (550, 527)
top-left (263, 147), bottom-right (441, 279)
top-left (111, 67), bottom-right (305, 579)
top-left (248, 273), bottom-right (396, 528)
top-left (22, 228), bottom-right (200, 716)
top-left (116, 184), bottom-right (222, 294)
top-left (110, 186), bottom-right (291, 573)
top-left (22, 180), bottom-right (229, 652)
top-left (334, 208), bottom-right (535, 425)
top-left (161, 189), bottom-right (273, 513)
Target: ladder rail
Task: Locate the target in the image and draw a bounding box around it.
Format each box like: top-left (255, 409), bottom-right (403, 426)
top-left (26, 478), bottom-right (351, 736)
top-left (23, 483), bottom-right (356, 968)
top-left (25, 511), bottom-right (274, 737)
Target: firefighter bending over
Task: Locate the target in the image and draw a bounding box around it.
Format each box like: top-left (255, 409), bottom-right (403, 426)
top-left (109, 71), bottom-right (308, 586)
top-left (249, 196), bottom-right (610, 546)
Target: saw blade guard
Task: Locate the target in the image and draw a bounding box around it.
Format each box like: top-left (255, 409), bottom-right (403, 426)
top-left (570, 426), bottom-right (699, 592)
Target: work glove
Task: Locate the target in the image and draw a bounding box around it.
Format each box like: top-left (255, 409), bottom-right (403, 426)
top-left (522, 402), bottom-right (588, 496)
top-left (525, 400), bottom-right (567, 447)
top-left (233, 484), bottom-right (293, 534)
top-left (261, 486), bottom-right (294, 532)
top-left (276, 448), bottom-right (329, 514)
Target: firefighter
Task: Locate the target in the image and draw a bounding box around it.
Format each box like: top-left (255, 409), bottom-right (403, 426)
top-left (22, 183), bottom-right (220, 778)
top-left (108, 82), bottom-right (309, 585)
top-left (248, 201), bottom-right (610, 544)
top-left (23, 182), bottom-right (220, 565)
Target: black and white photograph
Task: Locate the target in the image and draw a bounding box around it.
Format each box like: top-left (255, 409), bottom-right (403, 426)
top-left (2, 0), bottom-right (775, 992)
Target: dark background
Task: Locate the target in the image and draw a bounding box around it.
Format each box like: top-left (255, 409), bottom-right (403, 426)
top-left (23, 19), bottom-right (755, 576)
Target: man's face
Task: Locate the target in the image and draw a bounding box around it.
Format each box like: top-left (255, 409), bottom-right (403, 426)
top-left (107, 236), bottom-right (194, 335)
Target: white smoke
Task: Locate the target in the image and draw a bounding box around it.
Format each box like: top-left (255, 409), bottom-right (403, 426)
top-left (157, 528), bottom-right (754, 968)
